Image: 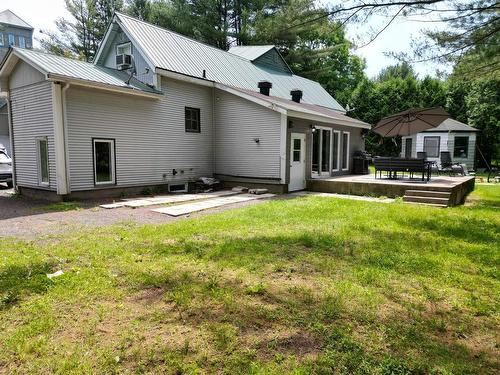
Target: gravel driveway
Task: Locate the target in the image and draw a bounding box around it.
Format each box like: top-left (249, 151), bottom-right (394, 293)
top-left (0, 185), bottom-right (273, 239)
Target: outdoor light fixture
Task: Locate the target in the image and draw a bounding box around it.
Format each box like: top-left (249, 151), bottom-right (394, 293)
top-left (253, 137), bottom-right (260, 144)
top-left (310, 125), bottom-right (317, 133)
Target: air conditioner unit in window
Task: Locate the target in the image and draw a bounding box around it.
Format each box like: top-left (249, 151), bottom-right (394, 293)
top-left (116, 54), bottom-right (132, 70)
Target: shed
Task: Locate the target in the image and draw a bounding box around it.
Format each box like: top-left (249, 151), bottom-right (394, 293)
top-left (401, 118), bottom-right (479, 169)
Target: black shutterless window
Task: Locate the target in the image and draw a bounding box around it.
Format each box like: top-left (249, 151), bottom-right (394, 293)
top-left (185, 107), bottom-right (200, 133)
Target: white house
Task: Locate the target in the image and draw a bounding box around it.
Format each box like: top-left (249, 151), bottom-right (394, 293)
top-left (401, 118), bottom-right (479, 169)
top-left (0, 12), bottom-right (369, 200)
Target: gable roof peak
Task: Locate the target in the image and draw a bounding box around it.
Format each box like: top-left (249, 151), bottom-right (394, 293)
top-left (0, 9), bottom-right (33, 30)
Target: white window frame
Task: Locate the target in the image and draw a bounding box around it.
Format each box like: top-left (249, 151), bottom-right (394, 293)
top-left (332, 130), bottom-right (341, 172)
top-left (18, 36), bottom-right (26, 49)
top-left (342, 131), bottom-right (350, 171)
top-left (116, 42), bottom-right (132, 56)
top-left (423, 136), bottom-right (440, 158)
top-left (93, 139), bottom-right (116, 185)
top-left (8, 34), bottom-right (15, 46)
top-left (168, 183), bottom-right (188, 193)
top-left (36, 137), bottom-right (50, 186)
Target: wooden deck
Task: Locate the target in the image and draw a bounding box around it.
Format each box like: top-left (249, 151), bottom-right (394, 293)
top-left (307, 174), bottom-right (475, 206)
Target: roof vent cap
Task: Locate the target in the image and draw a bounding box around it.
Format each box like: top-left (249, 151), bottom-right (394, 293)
top-left (290, 89), bottom-right (303, 103)
top-left (258, 81), bottom-right (272, 96)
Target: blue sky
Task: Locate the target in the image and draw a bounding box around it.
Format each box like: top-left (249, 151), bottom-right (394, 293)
top-left (3, 0), bottom-right (450, 78)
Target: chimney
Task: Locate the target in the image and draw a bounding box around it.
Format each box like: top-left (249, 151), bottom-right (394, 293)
top-left (290, 89), bottom-right (303, 103)
top-left (258, 81), bottom-right (272, 96)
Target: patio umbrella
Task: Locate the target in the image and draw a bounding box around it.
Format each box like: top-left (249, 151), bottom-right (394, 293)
top-left (373, 107), bottom-right (450, 137)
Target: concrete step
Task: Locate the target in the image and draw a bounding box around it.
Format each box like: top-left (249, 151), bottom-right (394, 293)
top-left (403, 201), bottom-right (448, 208)
top-left (403, 195), bottom-right (450, 205)
top-left (405, 190), bottom-right (451, 198)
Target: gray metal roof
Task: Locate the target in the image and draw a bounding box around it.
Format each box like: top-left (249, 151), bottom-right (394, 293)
top-left (228, 45), bottom-right (275, 61)
top-left (0, 9), bottom-right (33, 30)
top-left (226, 85), bottom-right (370, 128)
top-left (423, 118), bottom-right (479, 132)
top-left (114, 12), bottom-right (345, 111)
top-left (9, 48), bottom-right (161, 95)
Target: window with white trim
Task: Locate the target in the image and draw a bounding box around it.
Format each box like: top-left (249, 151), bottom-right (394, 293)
top-left (19, 36), bottom-right (26, 49)
top-left (0, 34), bottom-right (4, 47)
top-left (36, 137), bottom-right (49, 185)
top-left (185, 107), bottom-right (201, 133)
top-left (423, 136), bottom-right (440, 158)
top-left (93, 139), bottom-right (116, 185)
top-left (453, 136), bottom-right (469, 158)
top-left (116, 42), bottom-right (132, 55)
top-left (8, 34), bottom-right (15, 46)
top-left (341, 132), bottom-right (350, 171)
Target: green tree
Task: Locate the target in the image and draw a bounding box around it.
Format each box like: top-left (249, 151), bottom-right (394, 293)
top-left (465, 79), bottom-right (500, 165)
top-left (419, 76), bottom-right (447, 108)
top-left (377, 62), bottom-right (417, 82)
top-left (40, 0), bottom-right (123, 61)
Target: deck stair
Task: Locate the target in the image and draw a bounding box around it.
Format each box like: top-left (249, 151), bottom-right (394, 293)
top-left (403, 189), bottom-right (452, 207)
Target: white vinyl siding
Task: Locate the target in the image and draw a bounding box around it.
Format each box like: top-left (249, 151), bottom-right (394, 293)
top-left (65, 77), bottom-right (213, 191)
top-left (10, 81), bottom-right (57, 190)
top-left (214, 89), bottom-right (282, 179)
top-left (9, 61), bottom-right (45, 90)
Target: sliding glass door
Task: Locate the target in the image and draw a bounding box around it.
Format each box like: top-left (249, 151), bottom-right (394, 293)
top-left (312, 128), bottom-right (332, 176)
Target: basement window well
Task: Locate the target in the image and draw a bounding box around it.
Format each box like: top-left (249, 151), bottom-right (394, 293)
top-left (168, 183), bottom-right (188, 193)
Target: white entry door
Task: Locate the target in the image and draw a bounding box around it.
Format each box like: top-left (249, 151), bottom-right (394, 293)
top-left (289, 133), bottom-right (306, 191)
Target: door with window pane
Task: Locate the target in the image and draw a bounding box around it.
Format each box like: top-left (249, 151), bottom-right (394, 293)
top-left (405, 138), bottom-right (412, 158)
top-left (289, 133), bottom-right (306, 191)
top-left (342, 132), bottom-right (350, 171)
top-left (332, 131), bottom-right (340, 172)
top-left (93, 139), bottom-right (115, 185)
top-left (312, 128), bottom-right (332, 176)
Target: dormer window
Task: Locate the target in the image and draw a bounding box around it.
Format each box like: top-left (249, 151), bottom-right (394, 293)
top-left (8, 34), bottom-right (15, 46)
top-left (116, 42), bottom-right (132, 56)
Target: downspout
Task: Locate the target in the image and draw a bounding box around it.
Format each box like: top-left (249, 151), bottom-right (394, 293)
top-left (52, 82), bottom-right (70, 195)
top-left (6, 94), bottom-right (16, 191)
top-left (62, 83), bottom-right (71, 193)
top-left (212, 85), bottom-right (216, 177)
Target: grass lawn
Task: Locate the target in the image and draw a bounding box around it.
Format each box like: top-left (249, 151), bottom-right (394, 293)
top-left (1, 186), bottom-right (499, 374)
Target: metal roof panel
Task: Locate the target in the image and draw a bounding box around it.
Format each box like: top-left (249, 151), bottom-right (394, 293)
top-left (12, 48), bottom-right (161, 95)
top-left (115, 12), bottom-right (344, 111)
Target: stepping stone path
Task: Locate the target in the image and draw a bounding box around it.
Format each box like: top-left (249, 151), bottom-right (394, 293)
top-left (152, 193), bottom-right (275, 216)
top-left (99, 190), bottom-right (238, 209)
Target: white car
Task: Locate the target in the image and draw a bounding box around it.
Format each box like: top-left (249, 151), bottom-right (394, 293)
top-left (0, 145), bottom-right (13, 188)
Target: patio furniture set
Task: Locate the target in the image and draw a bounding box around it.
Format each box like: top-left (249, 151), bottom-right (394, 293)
top-left (373, 151), bottom-right (468, 181)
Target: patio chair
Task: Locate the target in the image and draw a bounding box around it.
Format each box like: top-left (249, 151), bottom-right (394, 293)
top-left (417, 152), bottom-right (427, 160)
top-left (439, 151), bottom-right (464, 176)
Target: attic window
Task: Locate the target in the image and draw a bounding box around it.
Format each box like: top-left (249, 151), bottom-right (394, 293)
top-left (116, 42), bottom-right (132, 56)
